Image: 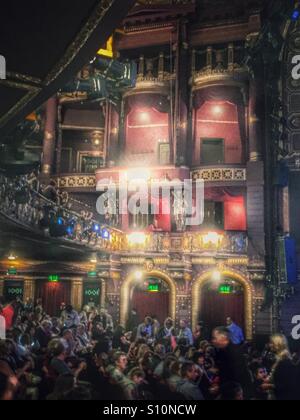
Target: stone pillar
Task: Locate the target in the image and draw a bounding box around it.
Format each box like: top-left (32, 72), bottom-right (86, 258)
top-left (41, 96), bottom-right (57, 178)
top-left (24, 278), bottom-right (35, 302)
top-left (0, 278), bottom-right (4, 297)
top-left (249, 73), bottom-right (263, 162)
top-left (71, 279), bottom-right (83, 311)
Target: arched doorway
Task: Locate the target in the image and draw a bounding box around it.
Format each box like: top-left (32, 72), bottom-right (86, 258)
top-left (192, 270), bottom-right (253, 340)
top-left (120, 270), bottom-right (176, 327)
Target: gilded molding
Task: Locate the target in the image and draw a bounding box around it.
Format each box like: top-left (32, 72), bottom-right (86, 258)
top-left (192, 269), bottom-right (254, 340)
top-left (120, 269), bottom-right (176, 327)
top-left (192, 167), bottom-right (246, 182)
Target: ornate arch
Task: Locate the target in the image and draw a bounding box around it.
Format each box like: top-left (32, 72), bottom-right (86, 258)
top-left (192, 269), bottom-right (254, 340)
top-left (120, 270), bottom-right (176, 327)
top-left (120, 270), bottom-right (176, 326)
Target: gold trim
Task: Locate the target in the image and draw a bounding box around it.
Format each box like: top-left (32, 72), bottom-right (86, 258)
top-left (192, 269), bottom-right (254, 340)
top-left (192, 167), bottom-right (246, 182)
top-left (120, 269), bottom-right (176, 327)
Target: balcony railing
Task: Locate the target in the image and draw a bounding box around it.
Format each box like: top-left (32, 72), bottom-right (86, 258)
top-left (0, 174), bottom-right (123, 253)
top-left (124, 231), bottom-right (248, 255)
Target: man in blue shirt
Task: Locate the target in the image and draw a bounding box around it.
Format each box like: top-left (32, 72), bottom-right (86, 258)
top-left (226, 317), bottom-right (245, 345)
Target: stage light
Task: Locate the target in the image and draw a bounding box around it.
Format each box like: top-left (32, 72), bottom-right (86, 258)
top-left (292, 9), bottom-right (300, 21)
top-left (101, 228), bottom-right (110, 240)
top-left (127, 232), bottom-right (147, 246)
top-left (57, 217), bottom-right (64, 226)
top-left (66, 226), bottom-right (73, 235)
top-left (93, 224), bottom-right (100, 232)
top-left (134, 271), bottom-right (143, 281)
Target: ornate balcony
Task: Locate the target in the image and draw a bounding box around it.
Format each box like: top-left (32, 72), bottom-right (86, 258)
top-left (124, 231), bottom-right (248, 256)
top-left (54, 174), bottom-right (96, 191)
top-left (191, 165), bottom-right (246, 183)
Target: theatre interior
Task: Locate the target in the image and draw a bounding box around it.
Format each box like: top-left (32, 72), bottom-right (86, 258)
top-left (1, 0), bottom-right (300, 345)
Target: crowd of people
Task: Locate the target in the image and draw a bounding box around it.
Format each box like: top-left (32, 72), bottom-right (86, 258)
top-left (0, 298), bottom-right (299, 401)
top-left (0, 173), bottom-right (110, 245)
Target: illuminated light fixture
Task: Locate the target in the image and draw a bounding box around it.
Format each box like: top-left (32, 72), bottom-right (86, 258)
top-left (134, 271), bottom-right (143, 281)
top-left (90, 254), bottom-right (98, 264)
top-left (202, 232), bottom-right (224, 246)
top-left (66, 226), bottom-right (73, 235)
top-left (127, 232), bottom-right (147, 246)
top-left (8, 254), bottom-right (17, 261)
top-left (93, 223), bottom-right (100, 233)
top-left (212, 270), bottom-right (222, 283)
top-left (57, 217), bottom-right (64, 226)
top-left (127, 168), bottom-right (151, 182)
top-left (101, 229), bottom-right (110, 240)
top-left (212, 105), bottom-right (223, 115)
top-left (138, 111), bottom-right (150, 123)
top-left (292, 9), bottom-right (300, 21)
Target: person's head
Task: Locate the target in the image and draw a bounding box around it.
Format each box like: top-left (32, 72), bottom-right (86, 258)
top-left (144, 316), bottom-right (152, 326)
top-left (179, 320), bottom-right (187, 329)
top-left (212, 327), bottom-right (231, 349)
top-left (164, 318), bottom-right (174, 329)
top-left (226, 317), bottom-right (233, 327)
top-left (181, 362), bottom-right (199, 382)
top-left (63, 329), bottom-right (73, 341)
top-left (220, 382), bottom-right (244, 401)
top-left (48, 339), bottom-right (66, 359)
top-left (269, 334), bottom-right (290, 358)
top-left (128, 368), bottom-right (145, 385)
top-left (65, 305), bottom-right (73, 314)
top-left (114, 352), bottom-right (128, 372)
top-left (76, 324), bottom-right (86, 336)
top-left (154, 343), bottom-right (166, 356)
top-left (192, 351), bottom-right (205, 366)
top-left (41, 320), bottom-right (52, 333)
top-left (254, 366), bottom-right (268, 381)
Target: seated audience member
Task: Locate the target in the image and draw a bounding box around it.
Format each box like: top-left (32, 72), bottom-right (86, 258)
top-left (177, 362), bottom-right (204, 401)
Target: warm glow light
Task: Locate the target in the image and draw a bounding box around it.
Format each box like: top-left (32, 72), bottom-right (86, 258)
top-left (212, 270), bottom-right (222, 283)
top-left (212, 105), bottom-right (223, 115)
top-left (127, 232), bottom-right (147, 246)
top-left (127, 168), bottom-right (151, 182)
top-left (202, 232), bottom-right (224, 246)
top-left (8, 254), bottom-right (17, 261)
top-left (137, 111), bottom-right (150, 123)
top-left (134, 271), bottom-right (144, 281)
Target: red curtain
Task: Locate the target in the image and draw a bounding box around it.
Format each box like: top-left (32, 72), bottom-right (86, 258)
top-left (35, 281), bottom-right (71, 317)
top-left (201, 290), bottom-right (245, 335)
top-left (224, 197), bottom-right (247, 231)
top-left (131, 291), bottom-right (169, 324)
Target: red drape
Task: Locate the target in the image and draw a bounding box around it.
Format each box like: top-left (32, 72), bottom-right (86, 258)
top-left (224, 197), bottom-right (247, 231)
top-left (131, 291), bottom-right (169, 324)
top-left (201, 290), bottom-right (244, 334)
top-left (35, 281), bottom-right (71, 317)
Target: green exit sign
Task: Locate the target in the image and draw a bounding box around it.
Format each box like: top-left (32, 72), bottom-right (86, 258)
top-left (88, 271), bottom-right (98, 278)
top-left (219, 284), bottom-right (233, 295)
top-left (48, 275), bottom-right (60, 282)
top-left (148, 284), bottom-right (159, 293)
top-left (7, 267), bottom-right (17, 276)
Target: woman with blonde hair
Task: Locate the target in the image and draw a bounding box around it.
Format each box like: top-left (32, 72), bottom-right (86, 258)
top-left (268, 334), bottom-right (300, 400)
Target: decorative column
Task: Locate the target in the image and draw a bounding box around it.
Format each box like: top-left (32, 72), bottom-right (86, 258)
top-left (56, 104), bottom-right (63, 175)
top-left (0, 278), bottom-right (4, 297)
top-left (247, 62), bottom-right (265, 263)
top-left (24, 278), bottom-right (35, 302)
top-left (71, 279), bottom-right (83, 311)
top-left (41, 96), bottom-right (57, 178)
top-left (249, 71), bottom-right (263, 162)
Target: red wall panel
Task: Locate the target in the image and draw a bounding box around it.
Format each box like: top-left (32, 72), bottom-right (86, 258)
top-left (224, 197), bottom-right (247, 231)
top-left (125, 107), bottom-right (169, 166)
top-left (194, 101), bottom-right (242, 166)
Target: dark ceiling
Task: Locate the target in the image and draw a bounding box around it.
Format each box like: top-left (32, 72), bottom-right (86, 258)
top-left (0, 0), bottom-right (136, 139)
